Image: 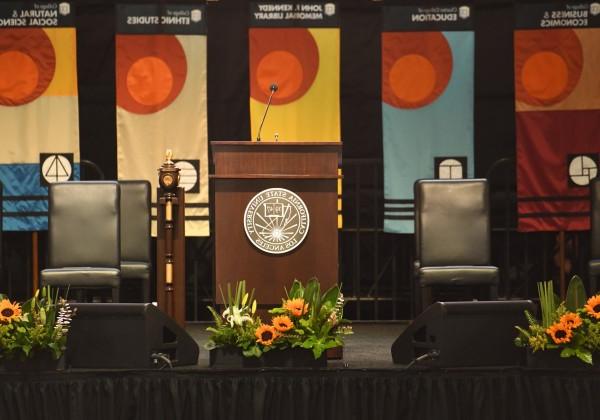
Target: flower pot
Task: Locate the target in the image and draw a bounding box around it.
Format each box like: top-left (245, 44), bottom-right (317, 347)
top-left (209, 346), bottom-right (262, 368)
top-left (262, 348), bottom-right (326, 368)
top-left (209, 346), bottom-right (327, 368)
top-left (2, 351), bottom-right (64, 372)
top-left (526, 350), bottom-right (600, 369)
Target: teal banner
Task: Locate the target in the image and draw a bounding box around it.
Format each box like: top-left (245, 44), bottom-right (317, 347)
top-left (382, 6), bottom-right (474, 234)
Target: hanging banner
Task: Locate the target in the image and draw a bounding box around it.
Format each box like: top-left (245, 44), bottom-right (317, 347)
top-left (0, 1), bottom-right (79, 231)
top-left (381, 5), bottom-right (474, 234)
top-left (515, 2), bottom-right (600, 232)
top-left (248, 2), bottom-right (340, 142)
top-left (116, 4), bottom-right (209, 236)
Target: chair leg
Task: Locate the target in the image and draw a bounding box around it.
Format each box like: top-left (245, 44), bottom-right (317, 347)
top-left (142, 281), bottom-right (150, 303)
top-left (420, 286), bottom-right (432, 313)
top-left (74, 289), bottom-right (86, 303)
top-left (112, 287), bottom-right (120, 303)
top-left (413, 284), bottom-right (421, 317)
top-left (488, 284), bottom-right (498, 300)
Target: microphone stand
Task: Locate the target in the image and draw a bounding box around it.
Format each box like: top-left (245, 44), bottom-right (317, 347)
top-left (256, 84), bottom-right (277, 142)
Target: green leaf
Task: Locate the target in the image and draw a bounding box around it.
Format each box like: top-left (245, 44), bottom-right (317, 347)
top-left (218, 286), bottom-right (227, 309)
top-left (206, 306), bottom-right (223, 326)
top-left (575, 348), bottom-right (593, 365)
top-left (538, 281), bottom-right (557, 328)
top-left (321, 285), bottom-right (340, 308)
top-left (524, 310), bottom-right (538, 327)
top-left (560, 347), bottom-right (576, 358)
top-left (268, 307), bottom-right (287, 315)
top-left (304, 279), bottom-right (319, 310)
top-left (235, 281), bottom-right (244, 307)
top-left (227, 283), bottom-right (233, 308)
top-left (319, 323), bottom-right (333, 337)
top-left (288, 280), bottom-right (303, 299)
top-left (514, 326), bottom-right (531, 340)
top-left (565, 275), bottom-right (587, 312)
top-left (243, 346), bottom-right (262, 358)
top-left (312, 343), bottom-right (325, 358)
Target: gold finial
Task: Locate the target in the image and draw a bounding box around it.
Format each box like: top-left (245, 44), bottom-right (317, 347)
top-left (165, 149), bottom-right (174, 165)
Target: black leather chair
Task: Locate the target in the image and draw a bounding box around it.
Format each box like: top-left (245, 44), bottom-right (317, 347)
top-left (41, 181), bottom-right (121, 302)
top-left (414, 179), bottom-right (499, 313)
top-left (589, 178), bottom-right (600, 295)
top-left (119, 180), bottom-right (151, 302)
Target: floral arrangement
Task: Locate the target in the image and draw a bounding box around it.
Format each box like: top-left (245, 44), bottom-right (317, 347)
top-left (205, 278), bottom-right (352, 359)
top-left (0, 286), bottom-right (75, 361)
top-left (515, 275), bottom-right (600, 365)
top-left (205, 280), bottom-right (258, 355)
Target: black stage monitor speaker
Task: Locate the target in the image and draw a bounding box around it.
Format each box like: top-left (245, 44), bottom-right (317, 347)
top-left (67, 303), bottom-right (199, 368)
top-left (392, 300), bottom-right (535, 367)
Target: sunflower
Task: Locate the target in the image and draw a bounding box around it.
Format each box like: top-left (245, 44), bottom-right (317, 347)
top-left (560, 312), bottom-right (582, 329)
top-left (584, 295), bottom-right (600, 319)
top-left (283, 298), bottom-right (309, 317)
top-left (546, 322), bottom-right (573, 344)
top-left (255, 324), bottom-right (279, 346)
top-left (0, 299), bottom-right (22, 323)
top-left (272, 315), bottom-right (293, 332)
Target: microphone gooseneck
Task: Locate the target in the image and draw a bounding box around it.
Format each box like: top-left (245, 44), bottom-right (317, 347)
top-left (256, 83), bottom-right (278, 142)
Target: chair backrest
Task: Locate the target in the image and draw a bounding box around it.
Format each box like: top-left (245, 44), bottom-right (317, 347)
top-left (119, 180), bottom-right (151, 263)
top-left (415, 179), bottom-right (491, 267)
top-left (48, 181), bottom-right (120, 269)
top-left (591, 178), bottom-right (600, 259)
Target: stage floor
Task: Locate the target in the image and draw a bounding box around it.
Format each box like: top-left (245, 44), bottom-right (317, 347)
top-left (187, 322), bottom-right (408, 369)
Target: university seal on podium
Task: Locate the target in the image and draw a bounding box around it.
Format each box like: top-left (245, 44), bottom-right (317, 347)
top-left (244, 188), bottom-right (310, 255)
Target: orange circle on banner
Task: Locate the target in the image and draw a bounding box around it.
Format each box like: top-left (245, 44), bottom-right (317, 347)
top-left (515, 29), bottom-right (582, 106)
top-left (0, 51), bottom-right (39, 102)
top-left (127, 56), bottom-right (174, 106)
top-left (257, 50), bottom-right (304, 101)
top-left (382, 32), bottom-right (452, 109)
top-left (521, 52), bottom-right (569, 101)
top-left (116, 35), bottom-right (186, 114)
top-left (0, 28), bottom-right (55, 106)
top-left (249, 28), bottom-right (318, 105)
top-left (389, 54), bottom-right (436, 104)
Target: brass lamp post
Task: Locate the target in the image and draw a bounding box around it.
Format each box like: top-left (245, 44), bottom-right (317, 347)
top-left (157, 150), bottom-right (185, 326)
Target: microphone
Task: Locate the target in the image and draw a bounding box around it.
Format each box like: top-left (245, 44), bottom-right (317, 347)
top-left (256, 83), bottom-right (278, 142)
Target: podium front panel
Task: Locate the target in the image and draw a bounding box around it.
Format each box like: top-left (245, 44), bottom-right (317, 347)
top-left (214, 178), bottom-right (338, 304)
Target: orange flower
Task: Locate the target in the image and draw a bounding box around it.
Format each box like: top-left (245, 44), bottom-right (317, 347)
top-left (272, 315), bottom-right (293, 332)
top-left (560, 312), bottom-right (582, 329)
top-left (0, 299), bottom-right (22, 323)
top-left (255, 324), bottom-right (279, 346)
top-left (546, 322), bottom-right (573, 344)
top-left (585, 295), bottom-right (600, 319)
top-left (283, 298), bottom-right (309, 317)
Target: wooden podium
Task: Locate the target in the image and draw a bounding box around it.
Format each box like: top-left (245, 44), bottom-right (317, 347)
top-left (211, 141), bottom-right (341, 305)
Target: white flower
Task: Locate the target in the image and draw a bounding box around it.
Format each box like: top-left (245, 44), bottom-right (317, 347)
top-left (222, 306), bottom-right (253, 327)
top-left (328, 311), bottom-right (339, 326)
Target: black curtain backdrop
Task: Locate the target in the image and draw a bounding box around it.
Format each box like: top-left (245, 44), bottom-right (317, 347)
top-left (66, 0), bottom-right (518, 180)
top-left (1, 368), bottom-right (600, 420)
